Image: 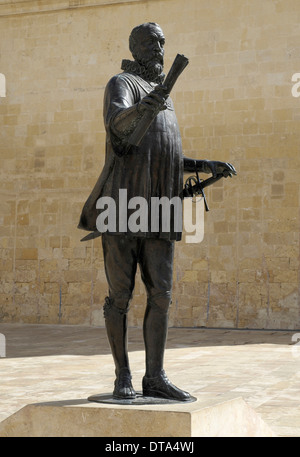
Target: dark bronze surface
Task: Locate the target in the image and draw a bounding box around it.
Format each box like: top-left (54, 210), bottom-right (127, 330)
top-left (78, 22), bottom-right (236, 402)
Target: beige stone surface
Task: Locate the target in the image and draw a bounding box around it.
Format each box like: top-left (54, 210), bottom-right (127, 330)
top-left (0, 397), bottom-right (275, 437)
top-left (0, 0), bottom-right (300, 329)
top-left (0, 324), bottom-right (300, 436)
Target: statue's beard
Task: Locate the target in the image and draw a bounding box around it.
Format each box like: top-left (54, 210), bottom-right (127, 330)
top-left (135, 51), bottom-right (164, 80)
top-left (142, 60), bottom-right (163, 81)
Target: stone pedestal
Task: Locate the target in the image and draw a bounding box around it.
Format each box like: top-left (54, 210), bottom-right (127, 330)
top-left (0, 395), bottom-right (276, 437)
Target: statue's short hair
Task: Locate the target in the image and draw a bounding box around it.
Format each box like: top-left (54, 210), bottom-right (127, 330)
top-left (129, 22), bottom-right (162, 56)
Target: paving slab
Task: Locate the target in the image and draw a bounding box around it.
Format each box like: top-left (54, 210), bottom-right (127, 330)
top-left (0, 324), bottom-right (299, 437)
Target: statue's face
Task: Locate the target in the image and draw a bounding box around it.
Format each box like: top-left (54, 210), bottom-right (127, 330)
top-left (133, 25), bottom-right (165, 68)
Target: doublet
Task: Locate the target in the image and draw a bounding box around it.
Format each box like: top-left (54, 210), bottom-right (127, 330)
top-left (78, 70), bottom-right (184, 241)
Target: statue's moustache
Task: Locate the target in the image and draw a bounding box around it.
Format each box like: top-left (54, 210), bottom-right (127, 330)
top-left (135, 50), bottom-right (164, 66)
top-left (152, 51), bottom-right (164, 63)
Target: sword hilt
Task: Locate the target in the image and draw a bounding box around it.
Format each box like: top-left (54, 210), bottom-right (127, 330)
top-left (195, 167), bottom-right (209, 211)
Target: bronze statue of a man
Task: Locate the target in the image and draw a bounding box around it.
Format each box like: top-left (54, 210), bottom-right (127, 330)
top-left (79, 22), bottom-right (236, 401)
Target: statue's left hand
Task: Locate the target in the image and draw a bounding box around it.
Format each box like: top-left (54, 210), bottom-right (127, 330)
top-left (204, 161), bottom-right (237, 178)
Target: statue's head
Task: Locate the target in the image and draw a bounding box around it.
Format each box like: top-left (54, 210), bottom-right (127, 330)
top-left (129, 22), bottom-right (165, 73)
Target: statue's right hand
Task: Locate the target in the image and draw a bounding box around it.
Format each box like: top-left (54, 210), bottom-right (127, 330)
top-left (139, 90), bottom-right (168, 114)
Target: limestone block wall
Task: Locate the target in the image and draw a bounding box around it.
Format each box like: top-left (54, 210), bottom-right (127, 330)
top-left (0, 0), bottom-right (300, 329)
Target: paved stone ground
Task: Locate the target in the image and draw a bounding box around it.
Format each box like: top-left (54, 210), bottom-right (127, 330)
top-left (0, 323), bottom-right (299, 437)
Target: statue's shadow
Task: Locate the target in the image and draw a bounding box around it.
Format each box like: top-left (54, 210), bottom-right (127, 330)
top-left (87, 392), bottom-right (197, 405)
top-left (35, 393), bottom-right (197, 408)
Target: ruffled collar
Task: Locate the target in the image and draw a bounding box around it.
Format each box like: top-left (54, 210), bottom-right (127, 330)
top-left (121, 59), bottom-right (165, 84)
